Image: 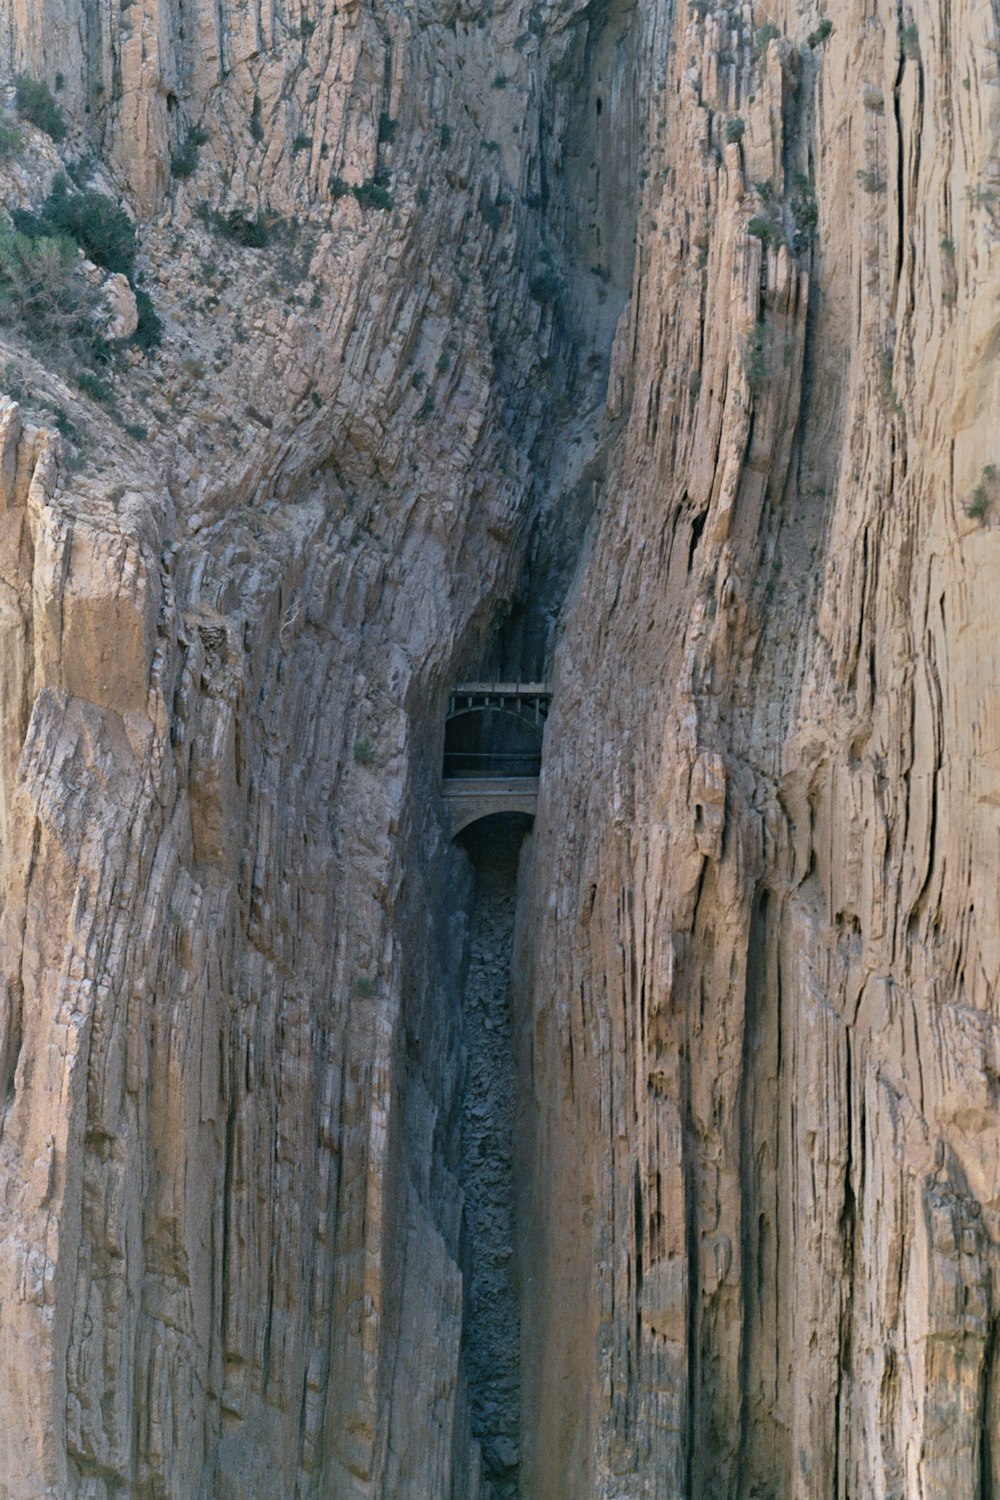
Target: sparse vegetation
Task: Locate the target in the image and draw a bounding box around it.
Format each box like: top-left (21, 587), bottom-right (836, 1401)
top-left (14, 75), bottom-right (67, 142)
top-left (754, 22), bottom-right (780, 55)
top-left (440, 124), bottom-right (453, 149)
top-left (25, 178), bottom-right (138, 277)
top-left (171, 124), bottom-right (209, 178)
top-left (354, 975), bottom-right (376, 997)
top-left (724, 116), bottom-right (745, 144)
top-left (378, 112), bottom-right (398, 144)
top-left (856, 168), bottom-right (884, 194)
top-left (0, 226), bottom-right (94, 356)
top-left (790, 173), bottom-right (818, 251)
top-left (216, 208), bottom-right (271, 247)
top-left (747, 214), bottom-right (779, 247)
top-left (807, 18), bottom-right (833, 47)
top-left (353, 738), bottom-right (376, 765)
top-left (329, 175), bottom-right (350, 198)
top-left (0, 119), bottom-right (23, 158)
top-left (132, 288), bottom-right (164, 350)
top-left (965, 466), bottom-right (999, 523)
top-left (493, 73), bottom-right (509, 89)
top-left (353, 174), bottom-right (393, 210)
top-left (878, 346), bottom-right (903, 415)
top-left (293, 134), bottom-right (312, 153)
top-left (900, 23), bottom-right (920, 60)
top-left (250, 93), bottom-right (264, 143)
top-left (77, 369), bottom-right (114, 403)
top-left (743, 329), bottom-right (767, 392)
top-left (529, 266), bottom-right (562, 303)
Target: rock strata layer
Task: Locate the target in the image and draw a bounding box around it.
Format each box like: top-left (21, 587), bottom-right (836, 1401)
top-left (0, 0), bottom-right (999, 1496)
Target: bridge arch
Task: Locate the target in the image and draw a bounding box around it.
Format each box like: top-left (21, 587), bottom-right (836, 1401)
top-left (443, 683), bottom-right (550, 781)
top-left (442, 683), bottom-right (550, 837)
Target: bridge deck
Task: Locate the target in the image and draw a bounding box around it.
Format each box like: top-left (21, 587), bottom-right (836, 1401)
top-left (442, 775), bottom-right (540, 836)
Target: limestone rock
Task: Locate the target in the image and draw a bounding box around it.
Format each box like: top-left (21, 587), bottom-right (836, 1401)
top-left (0, 0), bottom-right (999, 1496)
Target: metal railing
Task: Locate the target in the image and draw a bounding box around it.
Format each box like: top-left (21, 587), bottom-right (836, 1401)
top-left (443, 750), bottom-right (542, 779)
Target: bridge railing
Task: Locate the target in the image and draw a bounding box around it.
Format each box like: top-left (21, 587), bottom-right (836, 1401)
top-left (442, 750), bottom-right (542, 779)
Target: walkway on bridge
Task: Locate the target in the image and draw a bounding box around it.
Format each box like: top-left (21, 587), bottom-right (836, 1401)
top-left (442, 682), bottom-right (550, 835)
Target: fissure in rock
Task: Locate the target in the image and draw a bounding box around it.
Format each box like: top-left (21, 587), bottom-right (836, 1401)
top-left (457, 813), bottom-right (531, 1499)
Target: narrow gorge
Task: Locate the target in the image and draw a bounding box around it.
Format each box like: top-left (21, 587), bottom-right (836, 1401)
top-left (0, 0), bottom-right (999, 1495)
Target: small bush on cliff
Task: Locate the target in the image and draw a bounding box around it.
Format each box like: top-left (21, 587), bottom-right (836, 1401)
top-left (724, 116), bottom-right (745, 144)
top-left (353, 738), bottom-right (376, 765)
top-left (40, 179), bottom-right (137, 277)
top-left (132, 288), bottom-right (163, 349)
top-left (807, 19), bottom-right (833, 46)
top-left (965, 467), bottom-right (999, 523)
top-left (0, 119), bottom-right (23, 159)
top-left (14, 75), bottom-right (67, 142)
top-left (0, 225), bottom-right (96, 356)
top-left (529, 266), bottom-right (562, 303)
top-left (171, 124), bottom-right (209, 178)
top-left (217, 209), bottom-right (271, 247)
top-left (754, 22), bottom-right (780, 54)
top-left (353, 174), bottom-right (393, 211)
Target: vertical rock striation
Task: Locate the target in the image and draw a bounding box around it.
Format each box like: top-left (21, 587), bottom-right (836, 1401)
top-left (1, 0), bottom-right (1000, 1494)
top-left (519, 0), bottom-right (1000, 1496)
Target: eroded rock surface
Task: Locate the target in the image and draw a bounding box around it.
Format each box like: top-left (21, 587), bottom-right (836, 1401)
top-left (0, 0), bottom-right (999, 1496)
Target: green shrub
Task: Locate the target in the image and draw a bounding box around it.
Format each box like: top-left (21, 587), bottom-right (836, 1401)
top-left (250, 94), bottom-right (264, 143)
top-left (754, 22), bottom-right (780, 54)
top-left (329, 175), bottom-right (350, 198)
top-left (0, 119), bottom-right (23, 158)
top-left (171, 124), bottom-right (209, 178)
top-left (966, 485), bottom-right (990, 521)
top-left (966, 467), bottom-right (999, 522)
top-left (123, 421), bottom-right (148, 440)
top-left (293, 134), bottom-right (312, 152)
top-left (790, 174), bottom-right (818, 249)
top-left (744, 330), bottom-right (767, 391)
top-left (901, 23), bottom-right (919, 59)
top-left (77, 369), bottom-right (114, 403)
top-left (14, 75), bottom-right (67, 142)
top-left (353, 738), bottom-right (376, 765)
top-left (747, 214), bottom-right (777, 245)
top-left (807, 18), bottom-right (833, 47)
top-left (218, 209), bottom-right (270, 247)
top-left (529, 266), bottom-right (562, 303)
top-left (378, 112), bottom-right (398, 144)
top-left (440, 124), bottom-right (453, 149)
top-left (493, 73), bottom-right (509, 88)
top-left (856, 168), bottom-right (884, 194)
top-left (300, 16), bottom-right (316, 35)
top-left (41, 181), bottom-right (137, 276)
top-left (353, 176), bottom-right (393, 210)
top-left (354, 975), bottom-right (376, 996)
top-left (132, 288), bottom-right (163, 349)
top-left (724, 116), bottom-right (745, 144)
top-left (0, 226), bottom-right (95, 354)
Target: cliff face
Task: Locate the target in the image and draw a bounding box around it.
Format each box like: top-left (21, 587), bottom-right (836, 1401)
top-left (0, 0), bottom-right (999, 1496)
top-left (521, 1), bottom-right (1000, 1496)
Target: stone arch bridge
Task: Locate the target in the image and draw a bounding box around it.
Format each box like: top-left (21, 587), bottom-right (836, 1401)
top-left (442, 682), bottom-right (550, 836)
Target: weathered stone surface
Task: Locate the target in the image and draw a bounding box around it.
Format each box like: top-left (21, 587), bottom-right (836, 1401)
top-left (0, 0), bottom-right (999, 1495)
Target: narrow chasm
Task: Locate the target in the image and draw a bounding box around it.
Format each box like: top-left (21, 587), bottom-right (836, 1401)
top-left (456, 812), bottom-right (532, 1499)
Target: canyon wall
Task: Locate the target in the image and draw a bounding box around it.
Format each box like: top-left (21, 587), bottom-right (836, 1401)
top-left (520, 0), bottom-right (1000, 1496)
top-left (0, 0), bottom-right (999, 1496)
